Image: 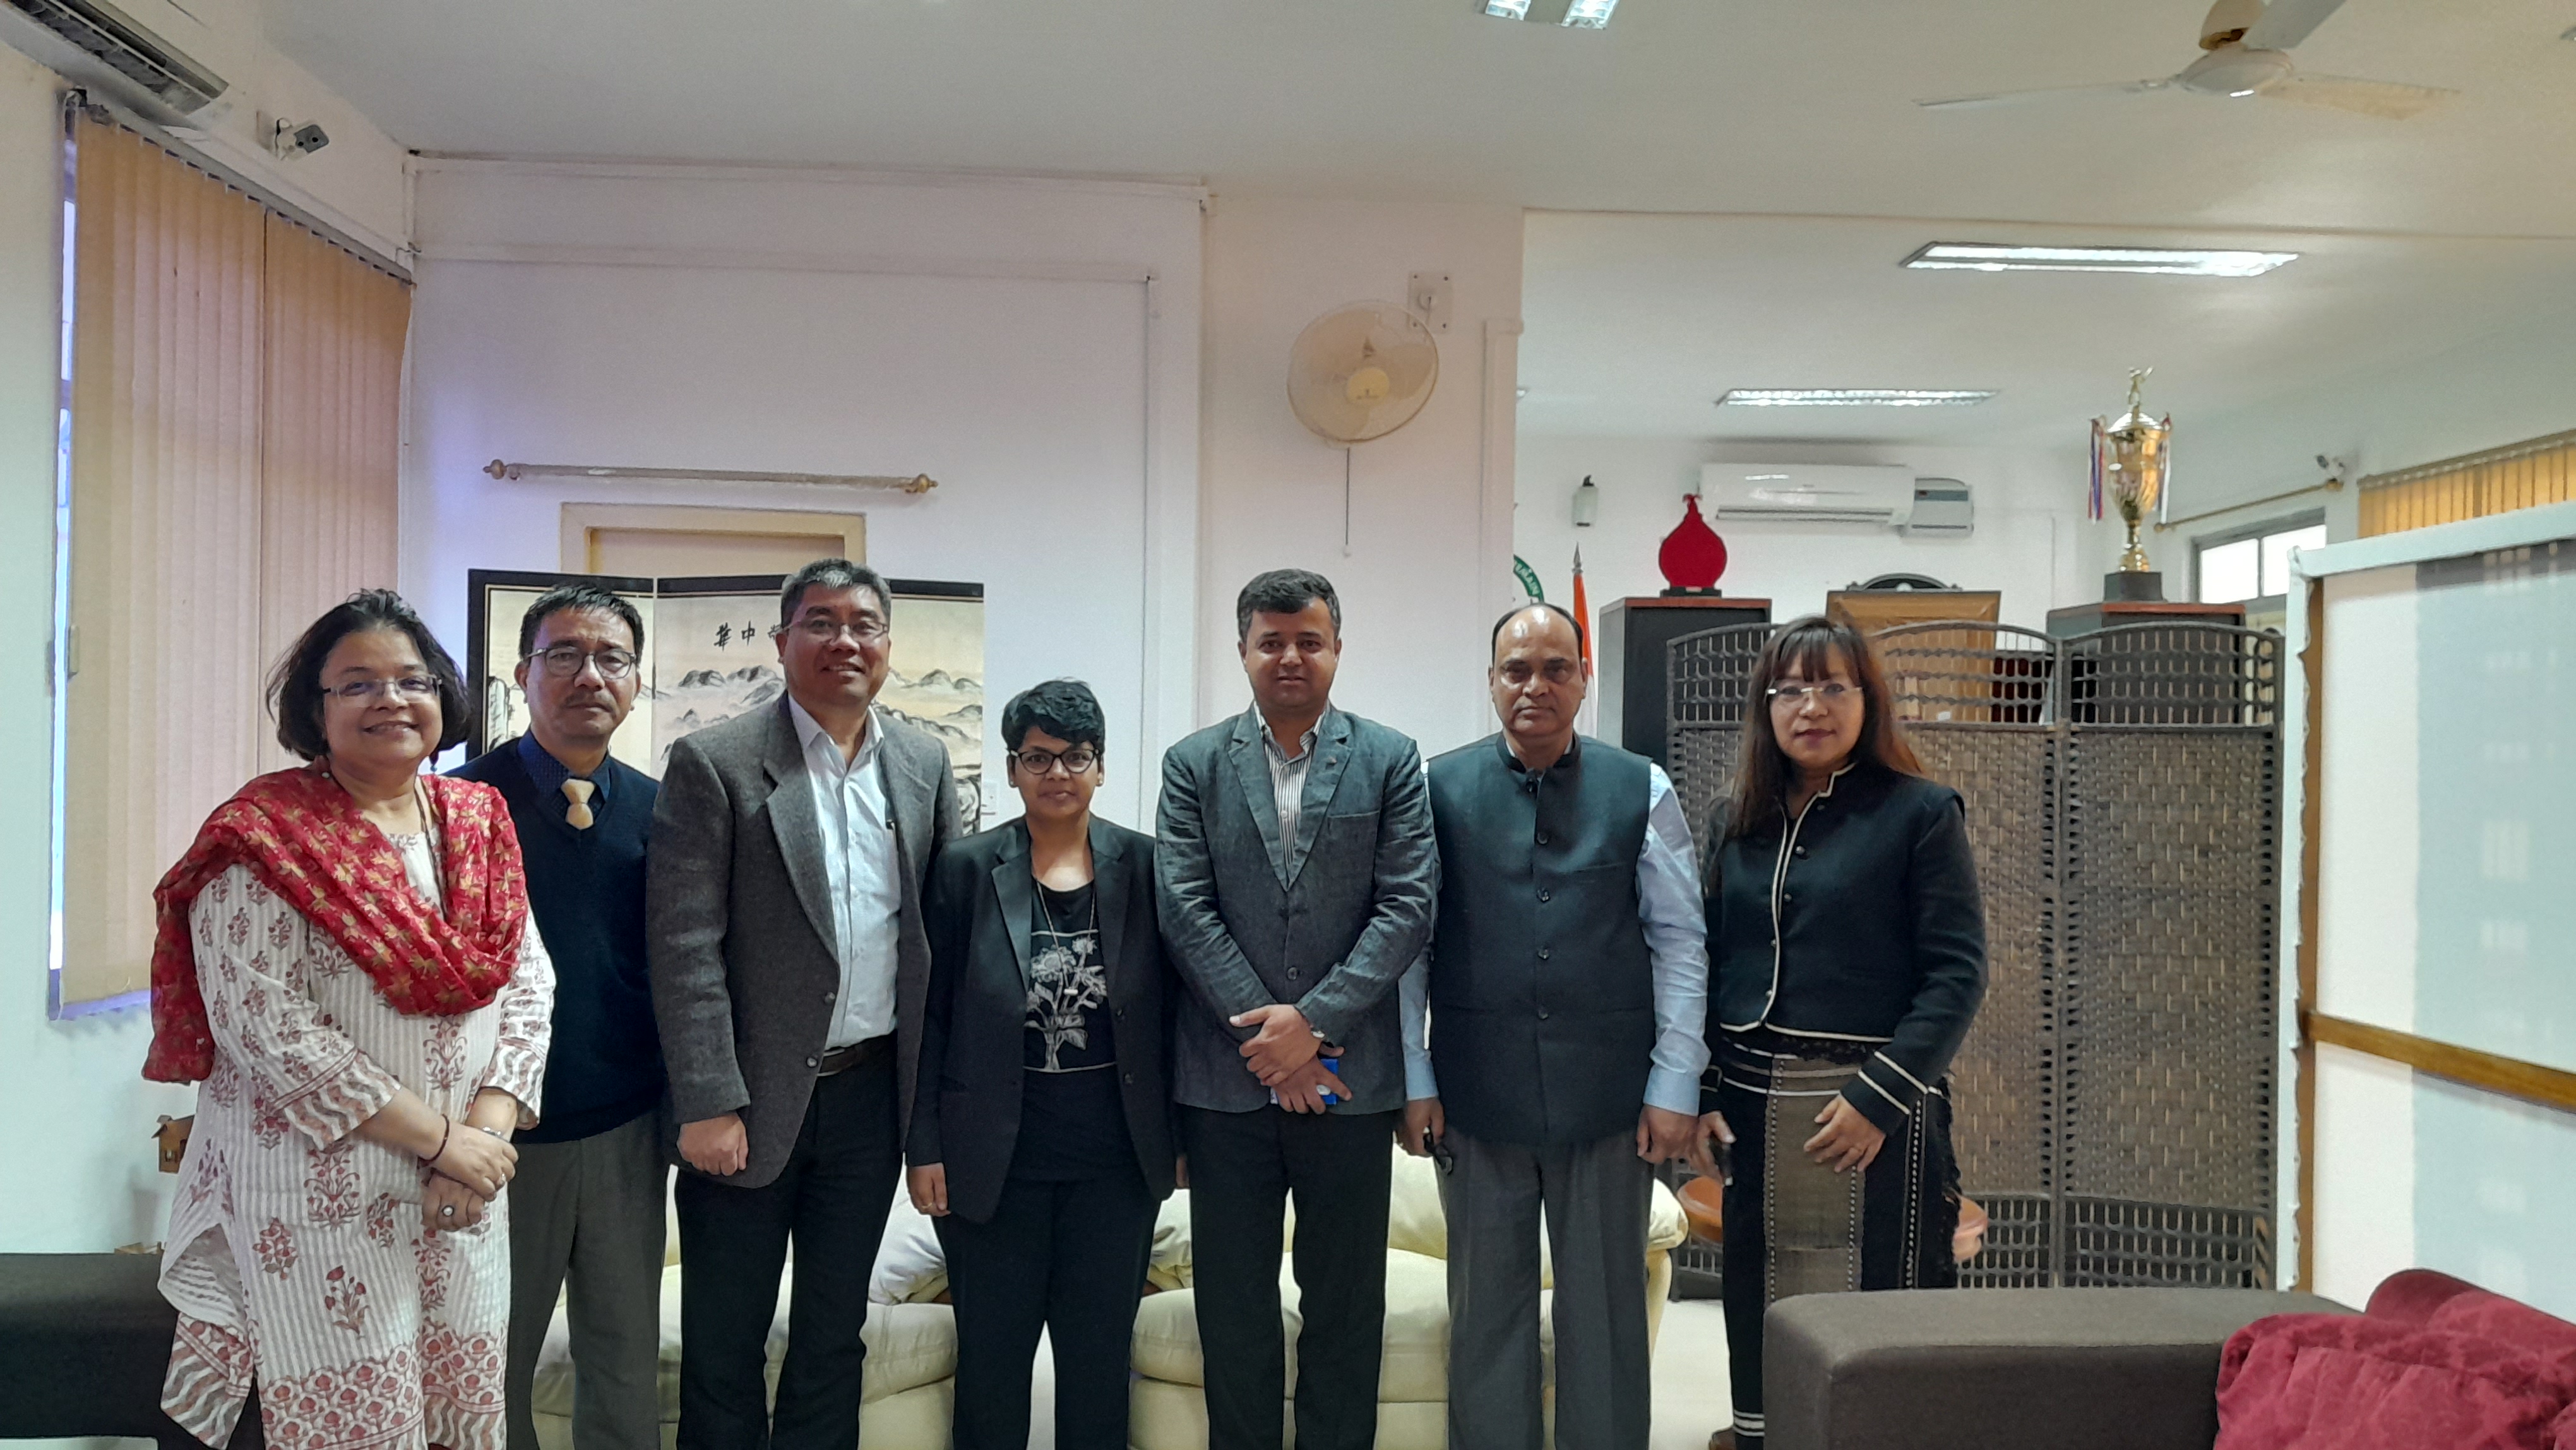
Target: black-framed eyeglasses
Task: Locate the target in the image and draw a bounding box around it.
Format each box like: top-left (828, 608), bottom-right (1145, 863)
top-left (326, 676), bottom-right (439, 703)
top-left (525, 645), bottom-right (639, 680)
top-left (1011, 746), bottom-right (1099, 777)
top-left (773, 615), bottom-right (889, 645)
top-left (1766, 682), bottom-right (1861, 709)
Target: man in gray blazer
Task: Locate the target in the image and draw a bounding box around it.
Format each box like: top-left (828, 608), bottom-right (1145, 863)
top-left (1156, 568), bottom-right (1438, 1450)
top-left (648, 558), bottom-right (961, 1450)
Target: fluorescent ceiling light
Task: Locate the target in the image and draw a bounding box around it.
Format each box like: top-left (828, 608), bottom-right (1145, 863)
top-left (1902, 243), bottom-right (2298, 277)
top-left (1561, 0), bottom-right (1618, 26)
top-left (1483, 0), bottom-right (1531, 16)
top-left (1718, 389), bottom-right (1998, 408)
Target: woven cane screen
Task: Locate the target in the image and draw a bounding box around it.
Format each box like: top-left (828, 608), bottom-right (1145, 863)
top-left (1667, 620), bottom-right (2281, 1290)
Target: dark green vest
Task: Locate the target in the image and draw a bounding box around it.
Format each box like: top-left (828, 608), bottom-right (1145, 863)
top-left (1425, 733), bottom-right (1655, 1147)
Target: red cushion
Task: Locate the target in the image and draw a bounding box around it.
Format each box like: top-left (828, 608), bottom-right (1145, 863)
top-left (2368, 1269), bottom-right (2486, 1326)
top-left (2216, 1308), bottom-right (2576, 1450)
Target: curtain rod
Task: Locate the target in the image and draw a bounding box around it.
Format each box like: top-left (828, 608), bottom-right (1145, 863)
top-left (2155, 476), bottom-right (2342, 532)
top-left (484, 460), bottom-right (938, 494)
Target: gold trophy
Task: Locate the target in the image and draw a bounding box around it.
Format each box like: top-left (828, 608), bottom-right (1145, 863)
top-left (2091, 368), bottom-right (2172, 601)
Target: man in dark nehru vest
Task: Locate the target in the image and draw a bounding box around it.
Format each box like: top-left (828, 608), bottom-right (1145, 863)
top-left (1399, 601), bottom-right (1710, 1450)
top-left (452, 582), bottom-right (668, 1450)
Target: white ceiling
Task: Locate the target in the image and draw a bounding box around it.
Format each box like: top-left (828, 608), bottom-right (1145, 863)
top-left (1519, 213), bottom-right (2576, 441)
top-left (262, 0), bottom-right (2576, 234)
top-left (258, 0), bottom-right (2576, 449)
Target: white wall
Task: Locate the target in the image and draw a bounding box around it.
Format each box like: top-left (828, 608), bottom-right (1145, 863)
top-left (1200, 195), bottom-right (1523, 757)
top-left (0, 45), bottom-right (198, 1256)
top-left (405, 160), bottom-right (1204, 830)
top-left (1516, 434), bottom-right (2092, 632)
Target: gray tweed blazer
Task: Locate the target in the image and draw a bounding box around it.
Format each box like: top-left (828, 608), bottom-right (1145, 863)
top-left (647, 698), bottom-right (960, 1188)
top-left (1154, 705), bottom-right (1437, 1115)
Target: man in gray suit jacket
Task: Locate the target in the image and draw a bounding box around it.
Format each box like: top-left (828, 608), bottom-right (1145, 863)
top-left (1156, 568), bottom-right (1438, 1450)
top-left (648, 559), bottom-right (961, 1450)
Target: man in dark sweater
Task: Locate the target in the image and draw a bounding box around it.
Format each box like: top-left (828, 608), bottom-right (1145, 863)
top-left (454, 582), bottom-right (667, 1450)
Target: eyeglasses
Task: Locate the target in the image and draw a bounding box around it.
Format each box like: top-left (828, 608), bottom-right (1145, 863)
top-left (326, 676), bottom-right (439, 703)
top-left (1011, 746), bottom-right (1099, 777)
top-left (525, 645), bottom-right (639, 680)
top-left (773, 615), bottom-right (889, 645)
top-left (1767, 682), bottom-right (1862, 709)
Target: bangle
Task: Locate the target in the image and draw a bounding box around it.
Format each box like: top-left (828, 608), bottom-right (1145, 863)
top-left (421, 1115), bottom-right (452, 1166)
top-left (474, 1125), bottom-right (506, 1140)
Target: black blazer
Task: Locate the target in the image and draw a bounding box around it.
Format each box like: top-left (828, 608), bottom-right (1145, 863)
top-left (1700, 762), bottom-right (1987, 1134)
top-left (908, 815), bottom-right (1179, 1223)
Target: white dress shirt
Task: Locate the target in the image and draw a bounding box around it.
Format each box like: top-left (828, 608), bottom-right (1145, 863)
top-left (1400, 760), bottom-right (1712, 1115)
top-left (790, 698), bottom-right (903, 1048)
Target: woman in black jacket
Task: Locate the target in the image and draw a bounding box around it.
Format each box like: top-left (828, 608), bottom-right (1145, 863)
top-left (1691, 616), bottom-right (1987, 1450)
top-left (905, 678), bottom-right (1178, 1450)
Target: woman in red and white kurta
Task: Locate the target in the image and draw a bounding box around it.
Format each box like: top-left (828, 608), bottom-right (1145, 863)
top-left (146, 590), bottom-right (555, 1450)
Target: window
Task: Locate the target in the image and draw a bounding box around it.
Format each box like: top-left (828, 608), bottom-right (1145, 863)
top-left (2195, 515), bottom-right (2327, 606)
top-left (52, 113), bottom-right (411, 1012)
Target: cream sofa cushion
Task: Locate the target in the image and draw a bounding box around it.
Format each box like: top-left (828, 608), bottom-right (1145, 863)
top-left (1153, 1146), bottom-right (1691, 1286)
top-left (1130, 1248), bottom-right (1452, 1401)
top-left (530, 1264), bottom-right (958, 1424)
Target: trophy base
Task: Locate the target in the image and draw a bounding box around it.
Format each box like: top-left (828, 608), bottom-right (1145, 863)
top-left (2102, 570), bottom-right (2166, 603)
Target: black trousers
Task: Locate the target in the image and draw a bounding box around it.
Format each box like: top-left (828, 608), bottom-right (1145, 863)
top-left (1180, 1104), bottom-right (1400, 1450)
top-left (674, 1056), bottom-right (903, 1450)
top-left (934, 1170), bottom-right (1158, 1450)
top-left (1715, 1072), bottom-right (1959, 1449)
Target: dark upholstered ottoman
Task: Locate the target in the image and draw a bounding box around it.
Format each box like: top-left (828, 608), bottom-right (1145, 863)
top-left (1764, 1287), bottom-right (2354, 1450)
top-left (0, 1252), bottom-right (217, 1449)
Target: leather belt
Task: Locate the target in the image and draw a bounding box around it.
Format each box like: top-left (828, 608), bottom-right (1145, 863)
top-left (816, 1035), bottom-right (893, 1077)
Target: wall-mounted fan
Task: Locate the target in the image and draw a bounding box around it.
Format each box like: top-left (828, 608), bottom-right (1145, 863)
top-left (1919, 0), bottom-right (2454, 120)
top-left (1288, 302), bottom-right (1440, 444)
top-left (1287, 301), bottom-right (1441, 553)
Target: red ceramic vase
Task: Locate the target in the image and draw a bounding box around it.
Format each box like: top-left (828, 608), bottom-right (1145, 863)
top-left (1658, 494), bottom-right (1729, 592)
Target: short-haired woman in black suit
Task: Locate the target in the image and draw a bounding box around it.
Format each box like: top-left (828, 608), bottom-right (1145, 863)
top-left (1691, 616), bottom-right (1988, 1450)
top-left (906, 678), bottom-right (1178, 1450)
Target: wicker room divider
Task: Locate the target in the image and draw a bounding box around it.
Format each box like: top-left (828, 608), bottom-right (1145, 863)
top-left (1666, 619), bottom-right (2282, 1290)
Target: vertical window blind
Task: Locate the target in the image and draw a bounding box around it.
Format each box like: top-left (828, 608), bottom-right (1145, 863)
top-left (59, 114), bottom-right (409, 1009)
top-left (2358, 428), bottom-right (2576, 538)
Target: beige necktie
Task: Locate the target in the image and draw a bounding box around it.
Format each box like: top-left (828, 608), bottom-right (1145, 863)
top-left (562, 778), bottom-right (596, 830)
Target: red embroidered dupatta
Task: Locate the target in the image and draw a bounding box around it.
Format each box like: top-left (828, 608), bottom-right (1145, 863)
top-left (143, 767), bottom-right (531, 1084)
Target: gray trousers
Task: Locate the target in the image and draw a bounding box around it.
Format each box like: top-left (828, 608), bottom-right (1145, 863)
top-left (1438, 1125), bottom-right (1653, 1450)
top-left (504, 1112), bottom-right (672, 1450)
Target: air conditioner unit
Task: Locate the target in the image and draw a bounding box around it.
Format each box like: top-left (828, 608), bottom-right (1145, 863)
top-left (1, 0), bottom-right (229, 123)
top-left (1903, 477), bottom-right (1976, 537)
top-left (1703, 464), bottom-right (1917, 527)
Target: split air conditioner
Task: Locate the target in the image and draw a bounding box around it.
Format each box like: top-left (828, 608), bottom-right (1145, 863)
top-left (1703, 464), bottom-right (1916, 525)
top-left (1700, 464), bottom-right (1976, 537)
top-left (1, 0), bottom-right (229, 123)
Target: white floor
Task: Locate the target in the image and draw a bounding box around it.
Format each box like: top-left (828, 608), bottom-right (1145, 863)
top-left (1023, 1298), bottom-right (1737, 1449)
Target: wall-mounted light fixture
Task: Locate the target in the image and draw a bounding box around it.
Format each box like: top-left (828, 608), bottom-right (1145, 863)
top-left (1572, 474), bottom-right (1599, 527)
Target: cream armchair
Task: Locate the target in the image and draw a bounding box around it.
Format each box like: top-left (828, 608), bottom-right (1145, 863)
top-left (1129, 1145), bottom-right (1690, 1450)
top-left (527, 1195), bottom-right (961, 1450)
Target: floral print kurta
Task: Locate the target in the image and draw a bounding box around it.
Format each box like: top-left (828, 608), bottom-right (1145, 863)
top-left (159, 832), bottom-right (554, 1450)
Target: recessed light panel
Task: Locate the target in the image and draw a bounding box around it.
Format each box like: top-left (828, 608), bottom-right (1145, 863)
top-left (1717, 389), bottom-right (1998, 408)
top-left (1561, 0), bottom-right (1618, 26)
top-left (1903, 243), bottom-right (2298, 277)
top-left (1482, 0), bottom-right (1532, 17)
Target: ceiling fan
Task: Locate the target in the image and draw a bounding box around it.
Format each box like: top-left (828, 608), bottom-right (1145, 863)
top-left (1918, 0), bottom-right (2455, 120)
